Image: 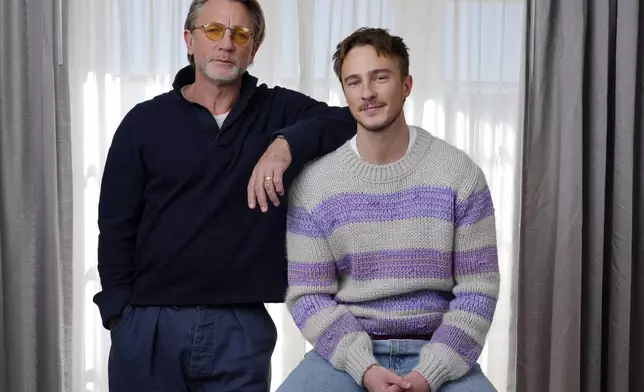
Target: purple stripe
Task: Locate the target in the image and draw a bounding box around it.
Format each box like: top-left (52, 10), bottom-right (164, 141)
top-left (455, 187), bottom-right (494, 227)
top-left (290, 295), bottom-right (336, 329)
top-left (454, 246), bottom-right (499, 276)
top-left (356, 290), bottom-right (453, 313)
top-left (316, 312), bottom-right (363, 360)
top-left (360, 313), bottom-right (443, 336)
top-left (449, 293), bottom-right (497, 323)
top-left (431, 325), bottom-right (482, 365)
top-left (310, 186), bottom-right (456, 236)
top-left (287, 206), bottom-right (325, 237)
top-left (289, 247), bottom-right (496, 285)
top-left (336, 248), bottom-right (452, 280)
top-left (288, 262), bottom-right (337, 287)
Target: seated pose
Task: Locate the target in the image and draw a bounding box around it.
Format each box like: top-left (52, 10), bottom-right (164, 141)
top-left (277, 27), bottom-right (499, 392)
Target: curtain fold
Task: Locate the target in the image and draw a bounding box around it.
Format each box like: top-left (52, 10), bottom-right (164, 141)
top-left (518, 0), bottom-right (643, 391)
top-left (0, 0), bottom-right (73, 391)
top-left (68, 1), bottom-right (525, 391)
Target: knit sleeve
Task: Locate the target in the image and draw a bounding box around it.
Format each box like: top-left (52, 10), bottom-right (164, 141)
top-left (285, 186), bottom-right (378, 386)
top-left (413, 163), bottom-right (500, 391)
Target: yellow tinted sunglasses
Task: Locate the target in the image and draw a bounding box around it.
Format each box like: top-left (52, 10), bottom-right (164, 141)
top-left (193, 22), bottom-right (254, 46)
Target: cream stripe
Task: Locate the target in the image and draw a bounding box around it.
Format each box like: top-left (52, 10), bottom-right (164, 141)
top-left (336, 278), bottom-right (454, 302)
top-left (417, 342), bottom-right (470, 388)
top-left (348, 306), bottom-right (442, 318)
top-left (441, 310), bottom-right (490, 345)
top-left (329, 332), bottom-right (375, 372)
top-left (300, 305), bottom-right (347, 343)
top-left (454, 215), bottom-right (497, 250)
top-left (329, 217), bottom-right (455, 255)
top-left (286, 284), bottom-right (338, 300)
top-left (292, 131), bottom-right (478, 211)
top-left (286, 232), bottom-right (335, 263)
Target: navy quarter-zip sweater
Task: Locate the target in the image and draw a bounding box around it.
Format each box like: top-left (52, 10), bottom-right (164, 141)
top-left (93, 67), bottom-right (356, 327)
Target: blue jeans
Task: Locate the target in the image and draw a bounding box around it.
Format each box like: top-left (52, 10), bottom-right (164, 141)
top-left (108, 305), bottom-right (277, 392)
top-left (276, 340), bottom-right (497, 392)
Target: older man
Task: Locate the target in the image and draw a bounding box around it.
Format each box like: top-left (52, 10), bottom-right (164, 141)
top-left (94, 0), bottom-right (355, 391)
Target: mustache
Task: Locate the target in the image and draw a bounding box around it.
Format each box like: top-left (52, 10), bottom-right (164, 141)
top-left (360, 102), bottom-right (386, 111)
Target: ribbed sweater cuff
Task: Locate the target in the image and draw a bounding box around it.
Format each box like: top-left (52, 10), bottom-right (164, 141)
top-left (344, 345), bottom-right (379, 386)
top-left (413, 358), bottom-right (453, 392)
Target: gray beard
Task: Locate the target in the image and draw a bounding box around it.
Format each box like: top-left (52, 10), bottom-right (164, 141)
top-left (197, 59), bottom-right (248, 83)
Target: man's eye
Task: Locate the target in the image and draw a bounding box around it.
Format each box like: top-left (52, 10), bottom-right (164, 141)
top-left (234, 30), bottom-right (250, 38)
top-left (208, 25), bottom-right (224, 34)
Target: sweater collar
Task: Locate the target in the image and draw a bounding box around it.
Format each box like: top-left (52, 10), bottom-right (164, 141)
top-left (336, 126), bottom-right (434, 183)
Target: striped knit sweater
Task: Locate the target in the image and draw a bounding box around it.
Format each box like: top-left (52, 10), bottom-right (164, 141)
top-left (285, 126), bottom-right (500, 391)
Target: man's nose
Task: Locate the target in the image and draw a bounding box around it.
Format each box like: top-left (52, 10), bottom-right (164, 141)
top-left (218, 29), bottom-right (234, 51)
top-left (361, 84), bottom-right (376, 100)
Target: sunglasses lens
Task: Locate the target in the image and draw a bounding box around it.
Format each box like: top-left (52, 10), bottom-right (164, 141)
top-left (201, 23), bottom-right (252, 45)
top-left (204, 23), bottom-right (225, 41)
top-left (232, 29), bottom-right (252, 45)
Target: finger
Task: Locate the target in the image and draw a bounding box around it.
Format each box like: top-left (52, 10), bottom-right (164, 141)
top-left (264, 175), bottom-right (280, 207)
top-left (272, 165), bottom-right (285, 196)
top-left (383, 386), bottom-right (405, 392)
top-left (255, 174), bottom-right (269, 212)
top-left (247, 166), bottom-right (259, 209)
top-left (387, 375), bottom-right (412, 390)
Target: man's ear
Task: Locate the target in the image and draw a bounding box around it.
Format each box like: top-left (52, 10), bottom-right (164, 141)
top-left (184, 29), bottom-right (195, 56)
top-left (249, 43), bottom-right (261, 65)
top-left (403, 74), bottom-right (413, 99)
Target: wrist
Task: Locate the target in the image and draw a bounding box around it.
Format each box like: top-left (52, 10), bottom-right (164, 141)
top-left (274, 134), bottom-right (289, 149)
top-left (271, 136), bottom-right (292, 161)
top-left (362, 364), bottom-right (378, 387)
top-left (363, 364), bottom-right (377, 376)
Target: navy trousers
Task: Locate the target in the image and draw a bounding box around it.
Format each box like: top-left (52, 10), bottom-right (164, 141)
top-left (108, 304), bottom-right (277, 392)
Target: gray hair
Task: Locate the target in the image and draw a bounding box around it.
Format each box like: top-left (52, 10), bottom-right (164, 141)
top-left (185, 0), bottom-right (266, 67)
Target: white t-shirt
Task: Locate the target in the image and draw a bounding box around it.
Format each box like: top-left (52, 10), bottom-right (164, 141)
top-left (214, 112), bottom-right (229, 128)
top-left (350, 125), bottom-right (417, 158)
top-left (180, 86), bottom-right (229, 128)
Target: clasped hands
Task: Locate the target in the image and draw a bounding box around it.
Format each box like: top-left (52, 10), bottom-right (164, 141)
top-left (363, 365), bottom-right (430, 392)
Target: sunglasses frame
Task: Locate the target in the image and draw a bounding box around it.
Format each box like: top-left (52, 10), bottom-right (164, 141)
top-left (193, 22), bottom-right (255, 46)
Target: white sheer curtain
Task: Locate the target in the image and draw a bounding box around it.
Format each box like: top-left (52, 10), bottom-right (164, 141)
top-left (68, 1), bottom-right (524, 391)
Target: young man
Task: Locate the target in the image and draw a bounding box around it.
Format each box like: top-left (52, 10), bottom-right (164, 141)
top-left (278, 28), bottom-right (499, 392)
top-left (95, 0), bottom-right (355, 391)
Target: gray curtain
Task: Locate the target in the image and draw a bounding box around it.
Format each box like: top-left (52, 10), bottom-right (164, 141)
top-left (0, 0), bottom-right (73, 391)
top-left (518, 0), bottom-right (643, 391)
